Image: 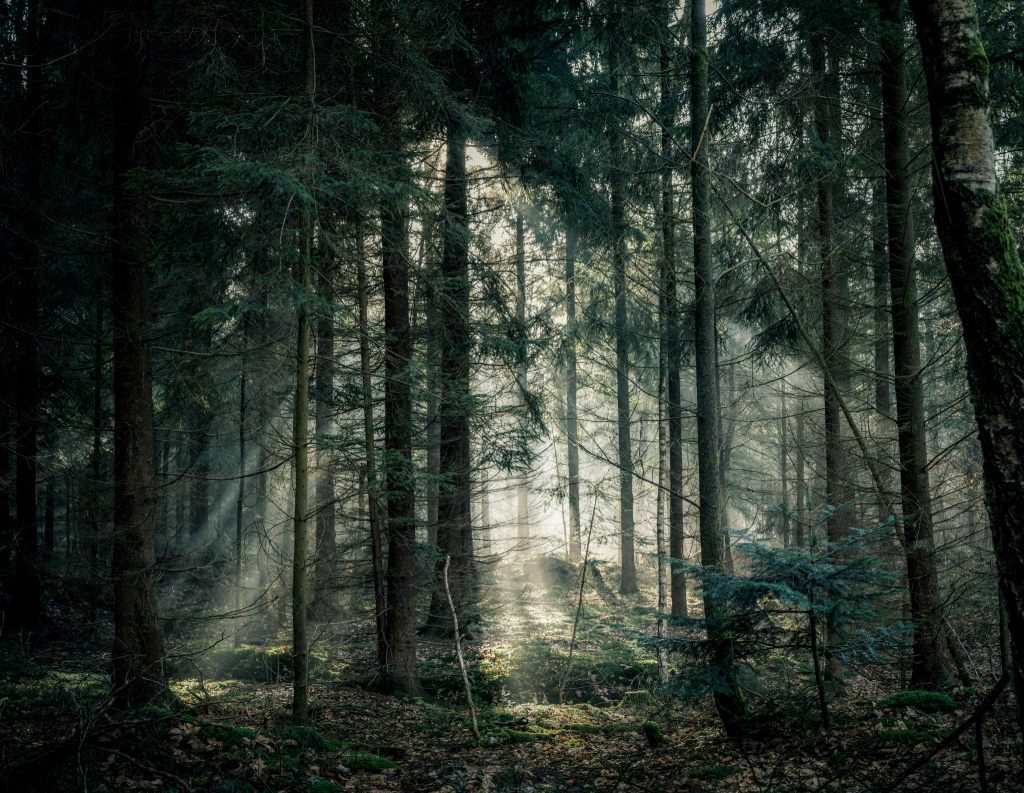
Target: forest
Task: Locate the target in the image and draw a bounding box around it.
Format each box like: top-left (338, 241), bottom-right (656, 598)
top-left (1, 0), bottom-right (1023, 790)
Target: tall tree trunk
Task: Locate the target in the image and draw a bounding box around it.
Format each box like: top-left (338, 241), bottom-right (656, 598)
top-left (234, 322), bottom-right (247, 648)
top-left (795, 397), bottom-right (807, 549)
top-left (565, 229), bottom-right (581, 564)
top-left (779, 383), bottom-right (790, 548)
top-left (13, 0), bottom-right (43, 625)
top-left (607, 16), bottom-right (637, 595)
top-left (378, 67), bottom-right (419, 693)
top-left (356, 229), bottom-right (387, 672)
top-left (690, 0), bottom-right (744, 735)
top-left (662, 27), bottom-right (687, 619)
top-left (515, 204), bottom-right (531, 543)
top-left (313, 238), bottom-right (336, 616)
top-left (811, 29), bottom-right (852, 684)
top-left (0, 394), bottom-right (10, 570)
top-left (290, 0), bottom-right (316, 723)
top-left (878, 0), bottom-right (950, 689)
top-left (909, 0), bottom-right (1024, 741)
top-left (426, 118), bottom-right (474, 635)
top-left (89, 287), bottom-right (103, 622)
top-left (109, 0), bottom-right (165, 707)
top-left (43, 479), bottom-right (54, 556)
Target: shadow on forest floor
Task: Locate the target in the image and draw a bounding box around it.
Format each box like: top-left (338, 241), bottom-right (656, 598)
top-left (1, 557), bottom-right (1022, 791)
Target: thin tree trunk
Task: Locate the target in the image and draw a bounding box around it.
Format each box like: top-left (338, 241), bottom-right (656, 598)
top-left (779, 383), bottom-right (790, 548)
top-left (662, 25), bottom-right (687, 619)
top-left (691, 0), bottom-right (744, 736)
top-left (14, 0), bottom-right (43, 624)
top-left (426, 118), bottom-right (474, 636)
top-left (234, 322), bottom-right (247, 648)
top-left (878, 0), bottom-right (950, 689)
top-left (378, 45), bottom-right (419, 691)
top-left (515, 204), bottom-right (531, 543)
top-left (44, 478), bottom-right (54, 557)
top-left (290, 0), bottom-right (316, 723)
top-left (565, 229), bottom-right (581, 564)
top-left (811, 29), bottom-right (852, 685)
top-left (607, 15), bottom-right (636, 595)
top-left (357, 230), bottom-right (387, 672)
top-left (109, 0), bottom-right (165, 706)
top-left (313, 236), bottom-right (336, 616)
top-left (910, 0), bottom-right (1024, 744)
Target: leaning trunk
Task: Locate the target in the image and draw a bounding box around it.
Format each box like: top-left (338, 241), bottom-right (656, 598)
top-left (910, 0), bottom-right (1024, 741)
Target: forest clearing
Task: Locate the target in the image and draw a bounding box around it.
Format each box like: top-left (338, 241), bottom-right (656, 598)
top-left (2, 0), bottom-right (1024, 790)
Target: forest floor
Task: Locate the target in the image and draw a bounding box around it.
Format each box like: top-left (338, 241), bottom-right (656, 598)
top-left (1, 557), bottom-right (1022, 792)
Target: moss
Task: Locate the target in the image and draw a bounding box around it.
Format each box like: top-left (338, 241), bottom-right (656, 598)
top-left (342, 750), bottom-right (397, 771)
top-left (564, 722), bottom-right (636, 736)
top-left (691, 764), bottom-right (738, 781)
top-left (308, 778), bottom-right (343, 793)
top-left (202, 722), bottom-right (256, 748)
top-left (498, 728), bottom-right (555, 744)
top-left (879, 690), bottom-right (957, 714)
top-left (877, 728), bottom-right (937, 746)
top-left (642, 721), bottom-right (667, 748)
top-left (277, 724), bottom-right (336, 752)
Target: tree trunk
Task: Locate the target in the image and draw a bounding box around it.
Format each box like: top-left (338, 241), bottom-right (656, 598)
top-left (565, 229), bottom-right (581, 564)
top-left (779, 383), bottom-right (790, 548)
top-left (909, 0), bottom-right (1024, 741)
top-left (607, 16), bottom-right (636, 595)
top-left (356, 229), bottom-right (387, 672)
top-left (13, 0), bottom-right (43, 625)
top-left (811, 29), bottom-right (852, 684)
top-left (690, 0), bottom-right (745, 735)
top-left (515, 204), bottom-right (531, 544)
top-left (109, 0), bottom-right (165, 707)
top-left (234, 321), bottom-right (247, 648)
top-left (313, 236), bottom-right (336, 616)
top-left (426, 118), bottom-right (474, 636)
top-left (290, 0), bottom-right (316, 723)
top-left (878, 0), bottom-right (950, 689)
top-left (378, 72), bottom-right (419, 693)
top-left (43, 479), bottom-right (54, 556)
top-left (662, 29), bottom-right (687, 619)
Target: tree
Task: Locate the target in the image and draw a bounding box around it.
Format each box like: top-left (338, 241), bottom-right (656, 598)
top-left (909, 0), bottom-right (1024, 742)
top-left (605, 4), bottom-right (638, 596)
top-left (690, 0), bottom-right (745, 736)
top-left (108, 0), bottom-right (166, 707)
top-left (877, 0), bottom-right (950, 689)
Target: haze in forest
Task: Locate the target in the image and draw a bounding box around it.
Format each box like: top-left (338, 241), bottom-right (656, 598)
top-left (1, 0), bottom-right (1023, 791)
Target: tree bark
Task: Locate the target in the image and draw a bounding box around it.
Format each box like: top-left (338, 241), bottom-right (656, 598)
top-left (378, 46), bottom-right (419, 691)
top-left (565, 229), bottom-right (581, 564)
top-left (909, 0), bottom-right (1024, 740)
top-left (607, 14), bottom-right (637, 595)
top-left (290, 0), bottom-right (316, 723)
top-left (108, 0), bottom-right (165, 707)
top-left (662, 26), bottom-right (687, 619)
top-left (13, 0), bottom-right (43, 625)
top-left (811, 29), bottom-right (852, 684)
top-left (355, 229), bottom-right (387, 672)
top-left (878, 0), bottom-right (950, 689)
top-left (426, 118), bottom-right (474, 636)
top-left (313, 236), bottom-right (336, 616)
top-left (515, 204), bottom-right (531, 544)
top-left (691, 0), bottom-right (744, 735)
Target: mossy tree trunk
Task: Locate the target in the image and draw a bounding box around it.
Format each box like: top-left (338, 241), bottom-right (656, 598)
top-left (910, 0), bottom-right (1024, 742)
